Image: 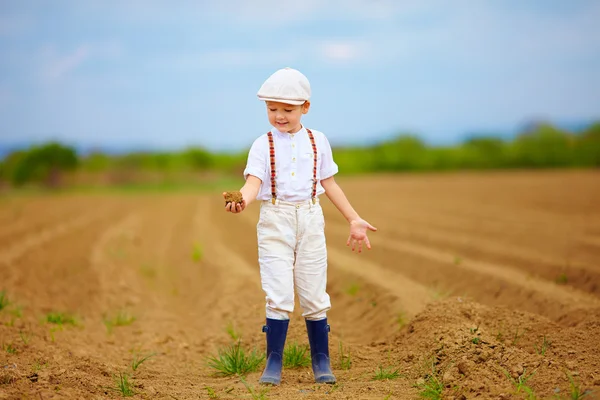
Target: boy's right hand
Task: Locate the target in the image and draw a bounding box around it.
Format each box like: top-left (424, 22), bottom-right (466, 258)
top-left (223, 192), bottom-right (246, 214)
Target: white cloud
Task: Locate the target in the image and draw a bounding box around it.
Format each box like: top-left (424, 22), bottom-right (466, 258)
top-left (37, 41), bottom-right (124, 83)
top-left (319, 40), bottom-right (367, 63)
top-left (39, 45), bottom-right (91, 82)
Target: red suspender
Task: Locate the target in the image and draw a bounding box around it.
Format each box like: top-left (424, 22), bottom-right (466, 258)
top-left (306, 129), bottom-right (318, 204)
top-left (267, 128), bottom-right (319, 204)
top-left (267, 131), bottom-right (277, 204)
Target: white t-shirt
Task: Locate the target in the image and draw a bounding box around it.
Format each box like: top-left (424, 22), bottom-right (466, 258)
top-left (243, 126), bottom-right (339, 202)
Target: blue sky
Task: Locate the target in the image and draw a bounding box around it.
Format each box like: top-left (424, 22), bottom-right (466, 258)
top-left (1, 0), bottom-right (599, 152)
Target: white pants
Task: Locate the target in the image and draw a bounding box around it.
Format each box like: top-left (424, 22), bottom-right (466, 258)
top-left (257, 198), bottom-right (331, 321)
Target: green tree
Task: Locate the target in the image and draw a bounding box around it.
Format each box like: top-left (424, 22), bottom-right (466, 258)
top-left (574, 122), bottom-right (600, 167)
top-left (183, 147), bottom-right (213, 170)
top-left (8, 142), bottom-right (78, 187)
top-left (509, 124), bottom-right (573, 167)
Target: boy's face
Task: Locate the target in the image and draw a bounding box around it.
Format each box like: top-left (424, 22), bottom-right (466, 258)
top-left (266, 101), bottom-right (310, 134)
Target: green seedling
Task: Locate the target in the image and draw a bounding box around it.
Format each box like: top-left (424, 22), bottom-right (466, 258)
top-left (502, 367), bottom-right (537, 397)
top-left (4, 304), bottom-right (23, 327)
top-left (339, 341), bottom-right (352, 370)
top-left (283, 342), bottom-right (310, 369)
top-left (32, 360), bottom-right (47, 373)
top-left (19, 331), bottom-right (31, 345)
top-left (240, 376), bottom-right (269, 399)
top-left (535, 335), bottom-right (551, 355)
top-left (205, 386), bottom-right (219, 399)
top-left (140, 263), bottom-right (157, 279)
top-left (103, 310), bottom-right (136, 333)
top-left (0, 290), bottom-right (10, 311)
top-left (48, 325), bottom-right (63, 342)
top-left (346, 283), bottom-right (360, 296)
top-left (373, 365), bottom-right (401, 381)
top-left (192, 243), bottom-right (203, 262)
top-left (131, 352), bottom-right (156, 371)
top-left (207, 340), bottom-right (264, 377)
top-left (226, 321), bottom-right (240, 341)
top-left (396, 312), bottom-right (407, 329)
top-left (415, 357), bottom-right (444, 400)
top-left (326, 383), bottom-right (342, 394)
top-left (565, 372), bottom-right (593, 399)
top-left (4, 342), bottom-right (17, 354)
top-left (114, 372), bottom-right (135, 397)
top-left (511, 327), bottom-right (527, 346)
top-left (556, 273), bottom-right (568, 285)
top-left (46, 312), bottom-right (77, 326)
top-left (471, 337), bottom-right (481, 345)
top-left (454, 256), bottom-right (462, 265)
top-left (10, 304), bottom-right (23, 318)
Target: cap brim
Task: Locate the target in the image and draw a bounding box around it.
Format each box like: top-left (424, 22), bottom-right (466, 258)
top-left (257, 96), bottom-right (307, 105)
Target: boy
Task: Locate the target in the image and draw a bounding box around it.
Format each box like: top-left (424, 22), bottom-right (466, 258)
top-left (223, 67), bottom-right (376, 385)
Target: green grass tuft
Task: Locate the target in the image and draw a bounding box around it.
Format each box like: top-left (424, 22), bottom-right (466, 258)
top-left (240, 376), bottom-right (269, 399)
top-left (346, 283), bottom-right (360, 296)
top-left (534, 335), bottom-right (551, 355)
top-left (205, 386), bottom-right (219, 399)
top-left (283, 342), bottom-right (310, 369)
top-left (4, 342), bottom-right (17, 354)
top-left (339, 341), bottom-right (352, 370)
top-left (0, 290), bottom-right (9, 311)
top-left (415, 358), bottom-right (444, 400)
top-left (373, 365), bottom-right (401, 381)
top-left (566, 372), bottom-right (593, 399)
top-left (131, 352), bottom-right (156, 371)
top-left (226, 321), bottom-right (240, 341)
top-left (207, 340), bottom-right (264, 377)
top-left (114, 372), bottom-right (135, 397)
top-left (556, 273), bottom-right (568, 285)
top-left (103, 310), bottom-right (136, 333)
top-left (502, 367), bottom-right (537, 397)
top-left (396, 311), bottom-right (408, 329)
top-left (192, 243), bottom-right (203, 262)
top-left (46, 312), bottom-right (77, 326)
top-left (139, 263), bottom-right (157, 279)
top-left (19, 331), bottom-right (31, 345)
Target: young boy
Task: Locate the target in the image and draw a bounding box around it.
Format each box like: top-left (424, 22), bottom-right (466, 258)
top-left (223, 67), bottom-right (376, 385)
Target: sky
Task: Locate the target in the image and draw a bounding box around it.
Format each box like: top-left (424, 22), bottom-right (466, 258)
top-left (0, 0), bottom-right (599, 152)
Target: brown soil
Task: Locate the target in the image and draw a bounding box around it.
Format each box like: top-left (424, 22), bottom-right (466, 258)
top-left (1, 170), bottom-right (599, 399)
top-left (224, 191), bottom-right (243, 205)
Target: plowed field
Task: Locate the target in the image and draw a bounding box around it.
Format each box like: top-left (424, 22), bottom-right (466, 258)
top-left (1, 170), bottom-right (599, 399)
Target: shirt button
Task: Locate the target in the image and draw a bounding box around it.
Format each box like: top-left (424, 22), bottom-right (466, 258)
top-left (291, 172), bottom-right (295, 176)
top-left (292, 144), bottom-right (295, 148)
top-left (292, 157), bottom-right (296, 162)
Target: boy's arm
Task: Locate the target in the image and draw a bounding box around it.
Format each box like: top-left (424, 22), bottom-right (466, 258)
top-left (223, 175), bottom-right (262, 213)
top-left (321, 176), bottom-right (377, 252)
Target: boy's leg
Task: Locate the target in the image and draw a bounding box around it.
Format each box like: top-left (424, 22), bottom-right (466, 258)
top-left (294, 203), bottom-right (336, 384)
top-left (257, 204), bottom-right (295, 385)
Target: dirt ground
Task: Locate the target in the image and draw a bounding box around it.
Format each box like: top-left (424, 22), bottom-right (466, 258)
top-left (1, 170), bottom-right (599, 399)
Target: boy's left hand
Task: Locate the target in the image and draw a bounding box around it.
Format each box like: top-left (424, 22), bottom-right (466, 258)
top-left (347, 219), bottom-right (377, 253)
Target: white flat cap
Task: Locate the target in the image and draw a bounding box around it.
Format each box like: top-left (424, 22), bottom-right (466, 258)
top-left (257, 67), bottom-right (311, 105)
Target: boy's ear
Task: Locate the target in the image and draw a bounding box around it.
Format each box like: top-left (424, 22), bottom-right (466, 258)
top-left (302, 101), bottom-right (311, 114)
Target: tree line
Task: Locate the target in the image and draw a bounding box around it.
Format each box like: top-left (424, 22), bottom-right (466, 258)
top-left (1, 122), bottom-right (598, 188)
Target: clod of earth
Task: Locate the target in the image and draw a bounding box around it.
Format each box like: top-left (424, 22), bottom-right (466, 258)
top-left (224, 191), bottom-right (243, 205)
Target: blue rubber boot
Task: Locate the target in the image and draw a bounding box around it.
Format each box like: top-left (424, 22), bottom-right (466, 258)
top-left (306, 318), bottom-right (336, 384)
top-left (259, 318), bottom-right (289, 385)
